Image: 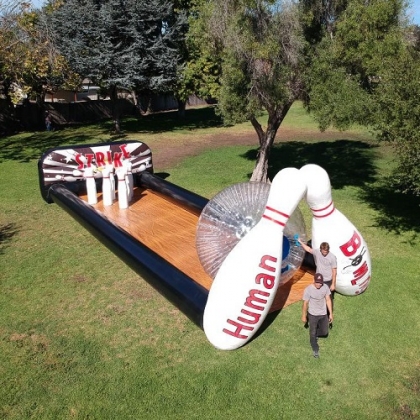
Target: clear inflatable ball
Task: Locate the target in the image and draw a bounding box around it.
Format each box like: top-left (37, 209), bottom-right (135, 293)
top-left (196, 181), bottom-right (307, 284)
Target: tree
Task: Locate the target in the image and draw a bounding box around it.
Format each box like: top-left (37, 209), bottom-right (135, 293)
top-left (0, 1), bottom-right (80, 101)
top-left (192, 0), bottom-right (416, 186)
top-left (373, 47), bottom-right (420, 196)
top-left (193, 0), bottom-right (306, 182)
top-left (50, 0), bottom-right (186, 132)
top-left (175, 0), bottom-right (222, 114)
top-left (0, 2), bottom-right (38, 113)
top-left (301, 0), bottom-right (420, 195)
top-left (1, 1), bottom-right (78, 131)
top-left (18, 8), bottom-right (81, 104)
top-left (0, 1), bottom-right (25, 128)
top-left (302, 0), bottom-right (406, 130)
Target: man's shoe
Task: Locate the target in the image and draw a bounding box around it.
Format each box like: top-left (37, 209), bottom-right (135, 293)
top-left (313, 351), bottom-right (319, 358)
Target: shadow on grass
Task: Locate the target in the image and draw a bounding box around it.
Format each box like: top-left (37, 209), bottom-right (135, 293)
top-left (242, 140), bottom-right (378, 188)
top-left (120, 106), bottom-right (224, 134)
top-left (0, 223), bottom-right (19, 255)
top-left (0, 107), bottom-right (223, 163)
top-left (0, 131), bottom-right (94, 163)
top-left (242, 139), bottom-right (419, 235)
top-left (360, 179), bottom-right (420, 240)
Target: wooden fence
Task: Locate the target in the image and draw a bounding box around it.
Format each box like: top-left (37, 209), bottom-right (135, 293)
top-left (15, 94), bottom-right (209, 131)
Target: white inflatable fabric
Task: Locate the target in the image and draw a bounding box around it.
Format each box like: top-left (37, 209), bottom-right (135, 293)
top-left (300, 164), bottom-right (372, 296)
top-left (203, 168), bottom-right (307, 350)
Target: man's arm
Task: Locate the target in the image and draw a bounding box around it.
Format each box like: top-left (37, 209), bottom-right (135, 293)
top-left (326, 295), bottom-right (333, 323)
top-left (331, 267), bottom-right (337, 291)
top-left (298, 238), bottom-right (313, 254)
top-left (302, 300), bottom-right (308, 323)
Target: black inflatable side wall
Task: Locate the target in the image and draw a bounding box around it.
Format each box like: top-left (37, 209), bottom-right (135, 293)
top-left (48, 178), bottom-right (208, 328)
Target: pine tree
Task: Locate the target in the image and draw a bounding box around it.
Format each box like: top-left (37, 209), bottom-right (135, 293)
top-left (51, 0), bottom-right (185, 132)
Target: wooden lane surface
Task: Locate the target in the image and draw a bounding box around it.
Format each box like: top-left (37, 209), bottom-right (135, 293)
top-left (89, 186), bottom-right (315, 312)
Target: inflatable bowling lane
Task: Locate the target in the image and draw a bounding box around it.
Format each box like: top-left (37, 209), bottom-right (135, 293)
top-left (38, 141), bottom-right (316, 344)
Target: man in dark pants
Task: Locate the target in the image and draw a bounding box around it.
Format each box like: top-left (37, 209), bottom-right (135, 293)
top-left (302, 273), bottom-right (333, 358)
top-left (298, 239), bottom-right (337, 323)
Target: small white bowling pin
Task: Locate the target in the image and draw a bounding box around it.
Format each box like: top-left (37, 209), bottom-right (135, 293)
top-left (84, 167), bottom-right (97, 205)
top-left (300, 164), bottom-right (372, 296)
top-left (116, 167), bottom-right (128, 209)
top-left (106, 163), bottom-right (116, 201)
top-left (124, 160), bottom-right (134, 202)
top-left (102, 168), bottom-right (113, 206)
top-left (203, 168), bottom-right (307, 350)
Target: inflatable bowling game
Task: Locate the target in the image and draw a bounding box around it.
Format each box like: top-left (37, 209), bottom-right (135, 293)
top-left (38, 140), bottom-right (317, 347)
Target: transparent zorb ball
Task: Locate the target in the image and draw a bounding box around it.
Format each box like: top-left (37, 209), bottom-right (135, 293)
top-left (196, 181), bottom-right (307, 284)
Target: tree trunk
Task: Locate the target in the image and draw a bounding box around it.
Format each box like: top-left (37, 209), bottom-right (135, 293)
top-left (250, 115), bottom-right (265, 147)
top-left (177, 98), bottom-right (186, 118)
top-left (131, 90), bottom-right (138, 107)
top-left (249, 101), bottom-right (294, 182)
top-left (250, 131), bottom-right (275, 183)
top-left (110, 85), bottom-right (121, 133)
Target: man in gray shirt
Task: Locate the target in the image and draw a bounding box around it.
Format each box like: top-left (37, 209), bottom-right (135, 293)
top-left (298, 240), bottom-right (337, 291)
top-left (298, 239), bottom-right (337, 324)
top-left (302, 273), bottom-right (333, 358)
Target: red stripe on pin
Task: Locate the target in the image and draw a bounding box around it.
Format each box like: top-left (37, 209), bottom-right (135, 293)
top-left (262, 206), bottom-right (289, 226)
top-left (311, 201), bottom-right (335, 218)
top-left (262, 214), bottom-right (286, 226)
top-left (265, 206), bottom-right (289, 219)
top-left (311, 201), bottom-right (333, 213)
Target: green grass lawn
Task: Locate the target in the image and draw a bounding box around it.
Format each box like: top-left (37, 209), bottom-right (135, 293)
top-left (1, 103), bottom-right (419, 419)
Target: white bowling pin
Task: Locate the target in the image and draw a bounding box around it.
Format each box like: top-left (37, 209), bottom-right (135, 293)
top-left (124, 160), bottom-right (134, 202)
top-left (102, 168), bottom-right (113, 206)
top-left (84, 167), bottom-right (97, 205)
top-left (300, 164), bottom-right (372, 296)
top-left (117, 167), bottom-right (128, 209)
top-left (106, 163), bottom-right (116, 201)
top-left (203, 168), bottom-right (307, 350)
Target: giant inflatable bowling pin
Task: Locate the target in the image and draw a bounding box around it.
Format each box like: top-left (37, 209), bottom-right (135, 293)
top-left (300, 164), bottom-right (371, 296)
top-left (203, 168), bottom-right (307, 350)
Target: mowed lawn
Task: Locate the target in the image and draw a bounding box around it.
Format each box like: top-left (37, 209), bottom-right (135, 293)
top-left (1, 103), bottom-right (419, 419)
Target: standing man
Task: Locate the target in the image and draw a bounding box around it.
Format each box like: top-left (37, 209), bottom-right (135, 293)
top-left (302, 273), bottom-right (333, 358)
top-left (298, 240), bottom-right (337, 295)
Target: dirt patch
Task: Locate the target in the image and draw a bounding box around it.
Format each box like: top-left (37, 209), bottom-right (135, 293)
top-left (150, 133), bottom-right (254, 169)
top-left (151, 128), bottom-right (366, 170)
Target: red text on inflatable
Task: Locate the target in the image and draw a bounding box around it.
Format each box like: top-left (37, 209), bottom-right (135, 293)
top-left (222, 255), bottom-right (277, 340)
top-left (355, 275), bottom-right (371, 294)
top-left (339, 231), bottom-right (361, 256)
top-left (75, 144), bottom-right (131, 170)
top-left (350, 261), bottom-right (369, 285)
top-left (339, 231), bottom-right (370, 288)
